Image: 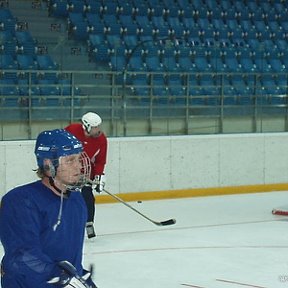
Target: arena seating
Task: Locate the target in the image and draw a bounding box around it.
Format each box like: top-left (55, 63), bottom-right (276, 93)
top-left (47, 0), bottom-right (288, 106)
top-left (1, 0), bottom-right (288, 116)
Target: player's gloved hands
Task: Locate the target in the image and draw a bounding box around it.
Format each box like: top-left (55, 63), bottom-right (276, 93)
top-left (93, 174), bottom-right (106, 193)
top-left (47, 261), bottom-right (97, 288)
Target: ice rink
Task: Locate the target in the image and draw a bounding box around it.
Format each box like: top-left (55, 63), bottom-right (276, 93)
top-left (1, 191), bottom-right (288, 288)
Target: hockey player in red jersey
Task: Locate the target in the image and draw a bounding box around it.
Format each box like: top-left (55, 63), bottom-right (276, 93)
top-left (65, 112), bottom-right (108, 238)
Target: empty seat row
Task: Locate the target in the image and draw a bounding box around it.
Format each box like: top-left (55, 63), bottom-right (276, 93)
top-left (48, 0), bottom-right (288, 21)
top-left (69, 9), bottom-right (288, 43)
top-left (0, 54), bottom-right (58, 71)
top-left (107, 43), bottom-right (287, 74)
top-left (0, 76), bottom-right (82, 108)
top-left (129, 72), bottom-right (288, 106)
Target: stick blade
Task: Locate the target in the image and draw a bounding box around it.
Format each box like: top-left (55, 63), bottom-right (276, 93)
top-left (158, 218), bottom-right (176, 226)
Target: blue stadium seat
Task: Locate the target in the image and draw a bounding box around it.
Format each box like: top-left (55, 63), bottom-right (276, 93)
top-left (222, 76), bottom-right (238, 105)
top-left (130, 74), bottom-right (150, 102)
top-left (123, 35), bottom-right (138, 49)
top-left (135, 14), bottom-right (150, 29)
top-left (193, 53), bottom-right (211, 71)
top-left (89, 43), bottom-right (111, 63)
top-left (253, 54), bottom-right (272, 72)
top-left (239, 19), bottom-right (253, 34)
top-left (117, 2), bottom-right (133, 16)
top-left (161, 48), bottom-right (179, 72)
top-left (121, 19), bottom-right (139, 38)
top-left (86, 13), bottom-right (104, 34)
top-left (68, 12), bottom-right (90, 41)
top-left (268, 54), bottom-right (285, 72)
top-left (152, 80), bottom-right (169, 104)
top-left (275, 39), bottom-right (288, 51)
top-left (17, 77), bottom-right (39, 101)
top-left (230, 27), bottom-right (245, 47)
top-left (1, 39), bottom-right (17, 56)
top-left (145, 55), bottom-right (163, 72)
top-left (1, 17), bottom-right (17, 34)
top-left (0, 54), bottom-right (17, 70)
top-left (220, 0), bottom-right (233, 11)
top-left (106, 35), bottom-right (122, 48)
top-left (234, 74), bottom-right (255, 105)
top-left (223, 49), bottom-right (241, 72)
top-left (48, 0), bottom-right (69, 17)
top-left (226, 19), bottom-right (239, 31)
top-left (198, 74), bottom-right (216, 90)
top-left (67, 0), bottom-right (86, 13)
top-left (15, 31), bottom-right (36, 55)
top-left (274, 74), bottom-right (288, 95)
top-left (200, 27), bottom-right (215, 46)
top-left (237, 49), bottom-right (256, 72)
top-left (88, 34), bottom-right (105, 49)
top-left (168, 18), bottom-right (186, 39)
top-left (38, 78), bottom-right (60, 99)
top-left (126, 54), bottom-right (144, 71)
top-left (36, 55), bottom-right (58, 70)
top-left (151, 16), bottom-right (170, 38)
top-left (132, 2), bottom-right (149, 17)
top-left (214, 28), bottom-right (230, 47)
top-left (84, 0), bottom-right (101, 13)
top-left (178, 55), bottom-right (196, 72)
top-left (17, 54), bottom-right (38, 70)
top-left (260, 74), bottom-right (278, 96)
top-left (109, 55), bottom-right (126, 71)
top-left (0, 78), bottom-right (19, 107)
top-left (164, 3), bottom-right (182, 19)
top-left (211, 14), bottom-right (225, 29)
top-left (0, 8), bottom-right (14, 20)
top-left (209, 50), bottom-right (226, 72)
top-left (102, 1), bottom-right (119, 16)
top-left (0, 30), bottom-right (14, 42)
top-left (57, 77), bottom-right (77, 96)
top-left (103, 14), bottom-right (122, 33)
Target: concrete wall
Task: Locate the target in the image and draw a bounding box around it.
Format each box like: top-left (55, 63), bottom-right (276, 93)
top-left (1, 133), bottom-right (288, 198)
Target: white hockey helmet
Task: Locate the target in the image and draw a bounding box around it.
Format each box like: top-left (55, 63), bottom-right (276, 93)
top-left (82, 112), bottom-right (102, 133)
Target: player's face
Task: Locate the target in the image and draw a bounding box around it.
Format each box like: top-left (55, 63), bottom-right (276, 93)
top-left (89, 126), bottom-right (102, 137)
top-left (56, 154), bottom-right (82, 185)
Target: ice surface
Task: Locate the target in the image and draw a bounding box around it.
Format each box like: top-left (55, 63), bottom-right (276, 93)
top-left (1, 191), bottom-right (288, 288)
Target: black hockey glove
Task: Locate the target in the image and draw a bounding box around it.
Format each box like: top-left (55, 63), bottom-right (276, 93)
top-left (47, 261), bottom-right (97, 288)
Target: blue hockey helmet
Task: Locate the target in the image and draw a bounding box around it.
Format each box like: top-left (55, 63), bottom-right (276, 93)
top-left (35, 129), bottom-right (83, 168)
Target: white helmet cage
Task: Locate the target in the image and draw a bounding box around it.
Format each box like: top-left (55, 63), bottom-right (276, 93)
top-left (81, 112), bottom-right (102, 133)
top-left (54, 151), bottom-right (91, 191)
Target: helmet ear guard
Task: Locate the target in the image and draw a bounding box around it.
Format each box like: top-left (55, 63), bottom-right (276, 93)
top-left (82, 121), bottom-right (91, 133)
top-left (43, 160), bottom-right (56, 178)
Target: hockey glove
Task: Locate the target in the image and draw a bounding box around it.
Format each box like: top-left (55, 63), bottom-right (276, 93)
top-left (93, 174), bottom-right (106, 193)
top-left (47, 261), bottom-right (97, 288)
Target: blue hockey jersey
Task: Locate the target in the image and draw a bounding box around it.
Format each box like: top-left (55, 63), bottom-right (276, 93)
top-left (0, 180), bottom-right (87, 287)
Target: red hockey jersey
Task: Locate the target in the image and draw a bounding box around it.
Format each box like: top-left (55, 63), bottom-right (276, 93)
top-left (65, 123), bottom-right (107, 178)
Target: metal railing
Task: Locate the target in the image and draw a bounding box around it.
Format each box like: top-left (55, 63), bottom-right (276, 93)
top-left (0, 69), bottom-right (287, 139)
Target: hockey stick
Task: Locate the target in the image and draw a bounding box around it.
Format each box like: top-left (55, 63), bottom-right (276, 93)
top-left (87, 179), bottom-right (176, 226)
top-left (102, 188), bottom-right (176, 226)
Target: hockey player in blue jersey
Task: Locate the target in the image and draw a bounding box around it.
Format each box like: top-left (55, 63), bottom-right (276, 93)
top-left (0, 129), bottom-right (97, 288)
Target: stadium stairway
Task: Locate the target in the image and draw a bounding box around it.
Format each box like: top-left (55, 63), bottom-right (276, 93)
top-left (7, 0), bottom-right (96, 71)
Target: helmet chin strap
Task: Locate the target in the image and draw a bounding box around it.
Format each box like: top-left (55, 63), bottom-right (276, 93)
top-left (49, 176), bottom-right (62, 194)
top-left (48, 176), bottom-right (71, 197)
